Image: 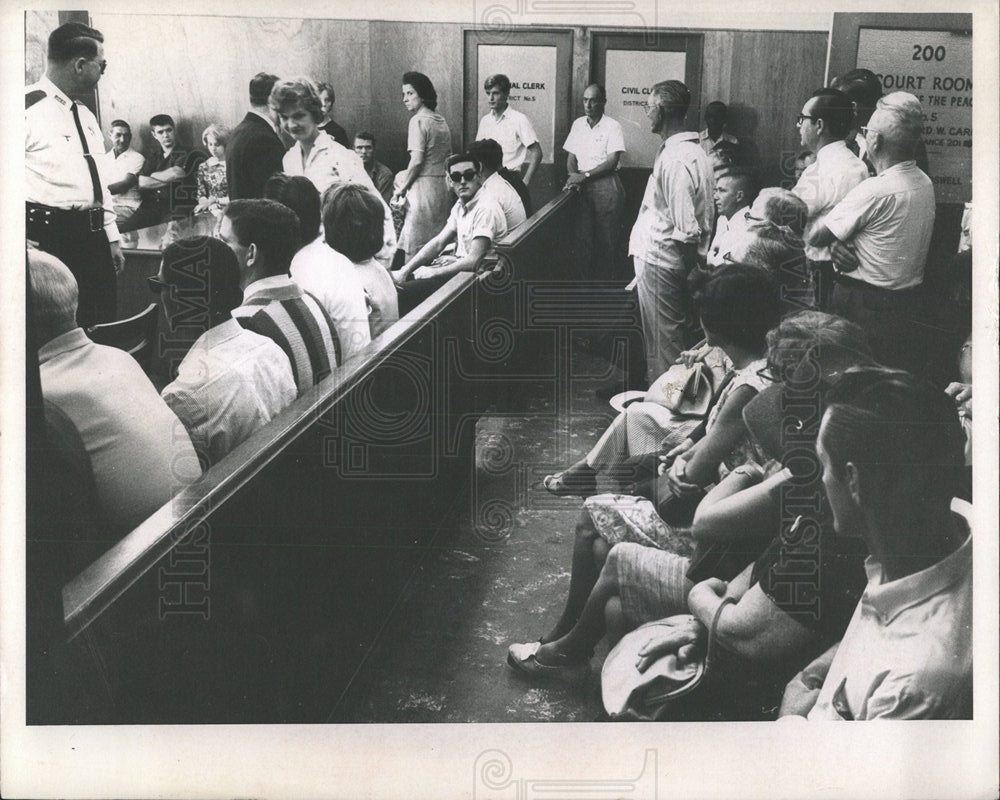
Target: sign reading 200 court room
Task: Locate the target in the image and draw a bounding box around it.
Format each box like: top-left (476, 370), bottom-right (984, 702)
top-left (856, 28), bottom-right (972, 204)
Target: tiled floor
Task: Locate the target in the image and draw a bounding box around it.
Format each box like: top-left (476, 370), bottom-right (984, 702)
top-left (333, 347), bottom-right (632, 722)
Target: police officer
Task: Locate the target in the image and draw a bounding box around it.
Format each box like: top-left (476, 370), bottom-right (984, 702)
top-left (26, 22), bottom-right (124, 328)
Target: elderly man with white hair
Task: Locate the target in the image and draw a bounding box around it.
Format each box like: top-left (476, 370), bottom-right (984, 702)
top-left (30, 249), bottom-right (200, 535)
top-left (807, 91), bottom-right (935, 373)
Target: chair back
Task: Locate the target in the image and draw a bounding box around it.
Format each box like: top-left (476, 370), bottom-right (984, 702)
top-left (85, 303), bottom-right (158, 372)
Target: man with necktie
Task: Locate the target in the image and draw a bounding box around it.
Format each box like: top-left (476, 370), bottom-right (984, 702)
top-left (26, 21), bottom-right (124, 328)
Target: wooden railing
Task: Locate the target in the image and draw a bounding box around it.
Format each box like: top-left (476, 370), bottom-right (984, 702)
top-left (39, 188), bottom-right (583, 723)
top-left (62, 273), bottom-right (477, 640)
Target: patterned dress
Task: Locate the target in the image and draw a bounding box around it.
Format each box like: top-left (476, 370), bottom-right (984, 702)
top-left (197, 157), bottom-right (229, 205)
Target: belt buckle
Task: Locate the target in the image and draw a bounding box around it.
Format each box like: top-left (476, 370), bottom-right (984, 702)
top-left (88, 206), bottom-right (104, 233)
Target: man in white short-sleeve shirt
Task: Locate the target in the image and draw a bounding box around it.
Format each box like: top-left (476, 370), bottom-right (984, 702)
top-left (808, 93), bottom-right (935, 373)
top-left (394, 152), bottom-right (507, 284)
top-left (103, 119), bottom-right (145, 226)
top-left (476, 73), bottom-right (543, 185)
top-left (791, 87), bottom-right (869, 309)
top-left (563, 83), bottom-right (627, 280)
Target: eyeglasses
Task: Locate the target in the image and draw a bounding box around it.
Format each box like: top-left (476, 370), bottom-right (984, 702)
top-left (796, 114), bottom-right (818, 125)
top-left (744, 210), bottom-right (765, 223)
top-left (449, 169), bottom-right (478, 184)
top-left (147, 275), bottom-right (170, 294)
top-left (91, 58), bottom-right (107, 74)
top-left (859, 126), bottom-right (875, 137)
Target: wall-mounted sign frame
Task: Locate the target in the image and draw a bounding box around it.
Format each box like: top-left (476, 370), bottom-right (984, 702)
top-left (828, 13), bottom-right (973, 205)
top-left (591, 32), bottom-right (703, 169)
top-left (463, 28), bottom-right (574, 165)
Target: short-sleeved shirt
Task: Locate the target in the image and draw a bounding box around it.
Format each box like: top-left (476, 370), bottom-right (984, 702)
top-left (141, 146), bottom-right (203, 215)
top-left (707, 205), bottom-right (750, 267)
top-left (26, 76), bottom-right (120, 242)
top-left (161, 318), bottom-right (296, 464)
top-left (628, 131), bottom-right (715, 267)
top-left (445, 191), bottom-right (508, 257)
top-left (791, 140), bottom-right (868, 262)
top-left (563, 115), bottom-right (625, 172)
top-left (481, 172), bottom-right (527, 230)
top-left (103, 147), bottom-right (145, 211)
top-left (809, 517), bottom-right (971, 720)
top-left (476, 106), bottom-right (539, 170)
top-left (822, 161), bottom-right (935, 290)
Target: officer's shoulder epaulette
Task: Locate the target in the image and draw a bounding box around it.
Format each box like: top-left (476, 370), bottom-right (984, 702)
top-left (26, 89), bottom-right (47, 109)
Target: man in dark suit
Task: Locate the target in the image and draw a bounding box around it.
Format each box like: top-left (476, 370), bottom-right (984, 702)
top-left (227, 72), bottom-right (285, 200)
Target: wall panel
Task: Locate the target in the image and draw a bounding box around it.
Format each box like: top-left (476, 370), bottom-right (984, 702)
top-left (92, 14), bottom-right (369, 157)
top-left (729, 30), bottom-right (829, 187)
top-left (368, 21), bottom-right (465, 171)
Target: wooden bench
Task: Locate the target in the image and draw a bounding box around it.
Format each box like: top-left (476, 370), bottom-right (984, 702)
top-left (32, 191), bottom-right (584, 723)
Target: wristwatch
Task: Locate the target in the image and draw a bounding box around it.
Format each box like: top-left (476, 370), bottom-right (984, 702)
top-left (584, 171), bottom-right (591, 180)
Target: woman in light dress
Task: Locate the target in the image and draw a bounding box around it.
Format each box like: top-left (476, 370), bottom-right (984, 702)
top-left (391, 71), bottom-right (452, 260)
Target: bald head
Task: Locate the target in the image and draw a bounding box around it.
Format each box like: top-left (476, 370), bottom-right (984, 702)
top-left (28, 250), bottom-right (79, 344)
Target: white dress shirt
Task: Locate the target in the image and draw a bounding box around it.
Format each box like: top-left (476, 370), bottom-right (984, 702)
top-left (161, 318), bottom-right (297, 464)
top-left (791, 140), bottom-right (868, 261)
top-left (563, 115), bottom-right (626, 172)
top-left (476, 106), bottom-right (539, 170)
top-left (104, 147), bottom-right (146, 211)
top-left (481, 172), bottom-right (527, 230)
top-left (809, 518), bottom-right (972, 720)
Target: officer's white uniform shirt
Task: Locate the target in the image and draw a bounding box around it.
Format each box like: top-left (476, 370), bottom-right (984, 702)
top-left (25, 75), bottom-right (119, 242)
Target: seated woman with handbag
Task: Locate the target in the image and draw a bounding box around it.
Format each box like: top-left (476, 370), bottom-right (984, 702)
top-left (507, 311), bottom-right (875, 717)
top-left (543, 265), bottom-right (779, 501)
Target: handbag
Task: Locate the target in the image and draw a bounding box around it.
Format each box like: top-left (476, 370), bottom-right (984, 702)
top-left (644, 359), bottom-right (727, 419)
top-left (601, 598), bottom-right (735, 721)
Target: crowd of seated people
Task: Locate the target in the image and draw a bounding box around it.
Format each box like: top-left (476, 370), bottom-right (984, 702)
top-left (501, 72), bottom-right (974, 722)
top-left (33, 44), bottom-right (976, 725)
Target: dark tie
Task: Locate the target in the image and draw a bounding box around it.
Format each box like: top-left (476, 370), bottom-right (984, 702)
top-left (71, 101), bottom-right (103, 204)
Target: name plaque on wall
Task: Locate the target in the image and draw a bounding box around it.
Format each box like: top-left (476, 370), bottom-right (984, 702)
top-left (476, 44), bottom-right (558, 164)
top-left (856, 28), bottom-right (972, 204)
top-left (604, 49), bottom-right (687, 169)
top-left (829, 13), bottom-right (973, 205)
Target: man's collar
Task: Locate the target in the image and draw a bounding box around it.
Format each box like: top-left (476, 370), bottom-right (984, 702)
top-left (249, 108), bottom-right (277, 132)
top-left (862, 525), bottom-right (972, 624)
top-left (458, 190), bottom-right (482, 212)
top-left (37, 75), bottom-right (72, 107)
top-left (38, 328), bottom-right (90, 363)
top-left (663, 130), bottom-right (699, 147)
top-left (491, 106), bottom-right (509, 120)
top-left (816, 139), bottom-right (850, 161)
top-left (243, 274), bottom-right (298, 301)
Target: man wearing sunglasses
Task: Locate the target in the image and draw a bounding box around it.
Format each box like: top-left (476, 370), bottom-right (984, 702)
top-left (26, 22), bottom-right (124, 328)
top-left (392, 152), bottom-right (507, 293)
top-left (791, 88), bottom-right (868, 310)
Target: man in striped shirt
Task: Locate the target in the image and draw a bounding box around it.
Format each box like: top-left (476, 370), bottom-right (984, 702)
top-left (220, 199), bottom-right (341, 395)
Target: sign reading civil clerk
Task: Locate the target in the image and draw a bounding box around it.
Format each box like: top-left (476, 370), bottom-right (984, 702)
top-left (605, 50), bottom-right (687, 169)
top-left (476, 45), bottom-right (558, 164)
top-left (856, 28), bottom-right (971, 204)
